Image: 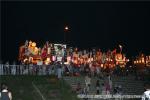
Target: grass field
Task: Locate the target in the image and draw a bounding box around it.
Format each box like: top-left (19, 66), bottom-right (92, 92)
top-left (0, 75), bottom-right (79, 100)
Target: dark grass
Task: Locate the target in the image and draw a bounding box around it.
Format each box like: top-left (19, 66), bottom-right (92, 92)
top-left (0, 75), bottom-right (79, 100)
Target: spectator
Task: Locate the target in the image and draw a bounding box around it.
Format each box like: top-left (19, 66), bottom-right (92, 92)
top-left (81, 87), bottom-right (88, 100)
top-left (96, 65), bottom-right (100, 78)
top-left (4, 61), bottom-right (9, 75)
top-left (101, 83), bottom-right (106, 95)
top-left (76, 82), bottom-right (81, 94)
top-left (57, 63), bottom-right (62, 79)
top-left (96, 80), bottom-right (100, 94)
top-left (142, 88), bottom-right (150, 100)
top-left (118, 85), bottom-right (123, 95)
top-left (105, 78), bottom-right (110, 95)
top-left (85, 75), bottom-right (91, 92)
top-left (11, 61), bottom-right (16, 75)
top-left (108, 75), bottom-right (112, 91)
top-left (0, 83), bottom-right (12, 100)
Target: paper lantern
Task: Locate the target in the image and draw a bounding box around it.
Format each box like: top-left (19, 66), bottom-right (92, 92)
top-left (32, 42), bottom-right (36, 47)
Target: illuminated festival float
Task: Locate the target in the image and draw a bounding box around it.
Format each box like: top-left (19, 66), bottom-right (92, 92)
top-left (133, 53), bottom-right (150, 70)
top-left (19, 41), bottom-right (129, 68)
top-left (19, 40), bottom-right (66, 65)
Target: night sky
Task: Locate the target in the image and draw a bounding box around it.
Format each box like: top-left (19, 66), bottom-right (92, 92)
top-left (1, 2), bottom-right (150, 62)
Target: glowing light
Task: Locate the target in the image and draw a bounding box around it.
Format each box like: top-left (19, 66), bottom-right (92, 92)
top-left (32, 42), bottom-right (36, 47)
top-left (101, 64), bottom-right (103, 67)
top-left (24, 58), bottom-right (28, 62)
top-left (119, 45), bottom-right (122, 48)
top-left (45, 62), bottom-right (49, 65)
top-left (65, 26), bottom-right (69, 30)
top-left (134, 61), bottom-right (136, 64)
top-left (142, 58), bottom-right (145, 63)
top-left (45, 57), bottom-right (51, 65)
top-left (29, 57), bottom-right (33, 62)
top-left (64, 62), bottom-right (69, 65)
top-left (47, 58), bottom-right (50, 61)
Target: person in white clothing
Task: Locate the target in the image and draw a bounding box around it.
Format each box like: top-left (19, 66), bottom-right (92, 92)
top-left (108, 75), bottom-right (112, 91)
top-left (0, 84), bottom-right (12, 100)
top-left (142, 89), bottom-right (150, 100)
top-left (11, 61), bottom-right (16, 75)
top-left (85, 75), bottom-right (91, 92)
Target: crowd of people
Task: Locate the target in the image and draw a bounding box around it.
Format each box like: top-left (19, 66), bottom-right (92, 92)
top-left (75, 74), bottom-right (123, 97)
top-left (0, 61), bottom-right (149, 100)
top-left (0, 60), bottom-right (131, 77)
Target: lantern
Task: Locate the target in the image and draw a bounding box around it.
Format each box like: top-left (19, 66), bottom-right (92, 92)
top-left (32, 42), bottom-right (36, 47)
top-left (142, 57), bottom-right (145, 63)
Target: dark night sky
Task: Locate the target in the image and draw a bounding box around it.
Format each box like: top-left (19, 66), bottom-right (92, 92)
top-left (1, 2), bottom-right (150, 62)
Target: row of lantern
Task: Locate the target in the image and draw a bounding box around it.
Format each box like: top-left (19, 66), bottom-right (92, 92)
top-left (22, 53), bottom-right (129, 67)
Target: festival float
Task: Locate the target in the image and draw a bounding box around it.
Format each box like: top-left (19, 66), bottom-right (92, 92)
top-left (94, 46), bottom-right (129, 69)
top-left (133, 53), bottom-right (150, 70)
top-left (19, 40), bottom-right (66, 65)
top-left (19, 41), bottom-right (129, 67)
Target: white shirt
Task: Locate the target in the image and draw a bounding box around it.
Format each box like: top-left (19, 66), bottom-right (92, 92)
top-left (142, 90), bottom-right (150, 100)
top-left (0, 89), bottom-right (12, 100)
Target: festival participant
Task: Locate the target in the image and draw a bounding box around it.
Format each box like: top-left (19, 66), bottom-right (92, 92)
top-left (84, 64), bottom-right (90, 75)
top-left (96, 64), bottom-right (100, 78)
top-left (85, 75), bottom-right (91, 92)
top-left (108, 75), bottom-right (112, 91)
top-left (0, 84), bottom-right (12, 100)
top-left (76, 82), bottom-right (81, 94)
top-left (69, 63), bottom-right (74, 76)
top-left (96, 80), bottom-right (100, 94)
top-left (28, 63), bottom-right (31, 75)
top-left (101, 83), bottom-right (106, 95)
top-left (105, 75), bottom-right (111, 95)
top-left (22, 64), bottom-right (28, 75)
top-left (81, 87), bottom-right (88, 100)
top-left (20, 63), bottom-right (24, 75)
top-left (42, 64), bottom-right (46, 75)
top-left (80, 63), bottom-right (84, 76)
top-left (118, 85), bottom-right (123, 95)
top-left (90, 62), bottom-right (95, 77)
top-left (142, 87), bottom-right (150, 100)
top-left (11, 61), bottom-right (16, 75)
top-left (5, 62), bottom-right (9, 75)
top-left (113, 85), bottom-right (118, 94)
top-left (41, 45), bottom-right (47, 60)
top-left (57, 62), bottom-right (62, 79)
top-left (65, 64), bottom-right (69, 76)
